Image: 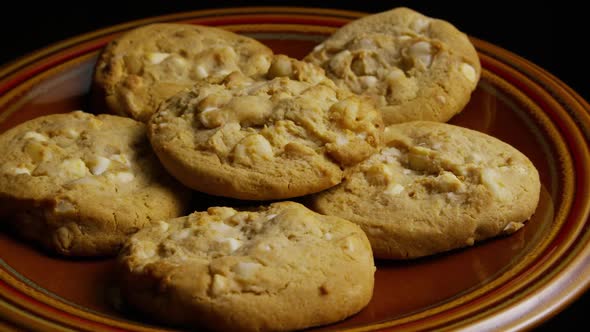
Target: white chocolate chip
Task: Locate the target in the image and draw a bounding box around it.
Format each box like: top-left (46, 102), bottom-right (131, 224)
top-left (466, 153), bottom-right (483, 164)
top-left (232, 262), bottom-right (261, 279)
top-left (63, 128), bottom-right (80, 139)
top-left (24, 141), bottom-right (52, 163)
top-left (436, 171), bottom-right (463, 192)
top-left (232, 134), bottom-right (274, 165)
top-left (23, 131), bottom-right (48, 142)
top-left (446, 192), bottom-right (464, 203)
top-left (170, 229), bottom-right (191, 241)
top-left (266, 214), bottom-right (277, 220)
top-left (503, 222), bottom-right (524, 233)
top-left (201, 105), bottom-right (219, 114)
top-left (169, 57), bottom-right (187, 68)
top-left (386, 68), bottom-right (405, 83)
top-left (360, 75), bottom-right (378, 88)
top-left (365, 164), bottom-right (394, 186)
top-left (66, 176), bottom-right (99, 187)
top-left (259, 243), bottom-right (271, 252)
top-left (199, 106), bottom-right (219, 127)
top-left (412, 146), bottom-right (432, 155)
top-left (55, 227), bottom-right (73, 250)
top-left (324, 233), bottom-right (333, 240)
top-left (481, 168), bottom-right (511, 200)
top-left (158, 221), bottom-right (169, 232)
top-left (59, 158), bottom-right (88, 179)
top-left (87, 156), bottom-right (111, 176)
top-left (513, 165), bottom-right (528, 174)
top-left (411, 17), bottom-right (431, 32)
top-left (381, 147), bottom-right (402, 158)
top-left (216, 237), bottom-right (242, 252)
top-left (384, 183), bottom-right (404, 196)
top-left (251, 54), bottom-right (271, 72)
top-left (135, 246), bottom-right (156, 260)
top-left (329, 50), bottom-right (351, 72)
top-left (409, 41), bottom-right (433, 67)
top-left (342, 237), bottom-right (355, 252)
top-left (209, 207), bottom-right (237, 221)
top-left (357, 38), bottom-right (377, 50)
top-left (336, 135), bottom-right (349, 146)
top-left (147, 52), bottom-right (170, 65)
top-left (110, 154), bottom-right (131, 167)
top-left (460, 63), bottom-right (477, 82)
top-left (11, 167), bottom-right (31, 175)
top-left (107, 171), bottom-right (135, 183)
top-left (210, 274), bottom-right (229, 296)
top-left (431, 142), bottom-right (442, 150)
top-left (209, 222), bottom-right (236, 236)
top-left (313, 43), bottom-right (325, 52)
top-left (216, 68), bottom-right (232, 77)
top-left (229, 212), bottom-right (249, 225)
top-left (436, 95), bottom-right (446, 104)
top-left (194, 65), bottom-right (209, 79)
top-left (268, 55), bottom-right (293, 77)
top-left (118, 172), bottom-right (135, 183)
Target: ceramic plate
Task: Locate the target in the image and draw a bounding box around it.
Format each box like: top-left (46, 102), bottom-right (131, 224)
top-left (1, 7), bottom-right (589, 332)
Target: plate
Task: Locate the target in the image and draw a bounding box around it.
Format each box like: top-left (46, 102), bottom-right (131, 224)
top-left (1, 7), bottom-right (589, 331)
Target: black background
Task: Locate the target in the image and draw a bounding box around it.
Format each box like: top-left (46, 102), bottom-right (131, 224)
top-left (0, 1), bottom-right (587, 330)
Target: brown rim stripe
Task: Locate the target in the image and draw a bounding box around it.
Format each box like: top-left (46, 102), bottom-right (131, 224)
top-left (0, 275), bottom-right (120, 331)
top-left (0, 295), bottom-right (75, 332)
top-left (474, 37), bottom-right (590, 141)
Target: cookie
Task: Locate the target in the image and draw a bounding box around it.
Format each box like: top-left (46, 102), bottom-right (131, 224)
top-left (118, 201), bottom-right (375, 331)
top-left (305, 7), bottom-right (481, 125)
top-left (148, 61), bottom-right (383, 200)
top-left (93, 23), bottom-right (273, 122)
top-left (310, 121), bottom-right (540, 259)
top-left (0, 111), bottom-right (190, 256)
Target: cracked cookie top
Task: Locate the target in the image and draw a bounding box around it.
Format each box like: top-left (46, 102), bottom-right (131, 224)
top-left (310, 121), bottom-right (540, 259)
top-left (118, 201), bottom-right (375, 331)
top-left (305, 7), bottom-right (481, 124)
top-left (148, 61), bottom-right (383, 200)
top-left (0, 111), bottom-right (190, 256)
top-left (93, 23), bottom-right (274, 122)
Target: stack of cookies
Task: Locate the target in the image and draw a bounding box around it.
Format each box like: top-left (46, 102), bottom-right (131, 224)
top-left (0, 7), bottom-right (541, 332)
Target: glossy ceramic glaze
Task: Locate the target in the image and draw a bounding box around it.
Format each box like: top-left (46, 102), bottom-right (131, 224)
top-left (1, 7), bottom-right (589, 332)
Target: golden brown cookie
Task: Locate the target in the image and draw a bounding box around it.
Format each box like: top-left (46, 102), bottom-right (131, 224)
top-left (93, 23), bottom-right (273, 122)
top-left (305, 7), bottom-right (481, 124)
top-left (148, 60), bottom-right (383, 200)
top-left (310, 121), bottom-right (540, 259)
top-left (0, 111), bottom-right (190, 256)
top-left (118, 201), bottom-right (375, 331)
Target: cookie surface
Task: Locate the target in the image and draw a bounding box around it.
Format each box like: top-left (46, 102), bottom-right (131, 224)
top-left (305, 7), bottom-right (481, 124)
top-left (310, 121), bottom-right (540, 259)
top-left (148, 62), bottom-right (383, 200)
top-left (0, 111), bottom-right (190, 256)
top-left (118, 201), bottom-right (375, 332)
top-left (93, 23), bottom-right (273, 122)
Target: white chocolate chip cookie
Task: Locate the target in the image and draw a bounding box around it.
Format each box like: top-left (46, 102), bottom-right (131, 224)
top-left (93, 23), bottom-right (273, 122)
top-left (305, 7), bottom-right (481, 125)
top-left (118, 201), bottom-right (375, 331)
top-left (0, 111), bottom-right (190, 256)
top-left (148, 66), bottom-right (383, 200)
top-left (310, 121), bottom-right (540, 259)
